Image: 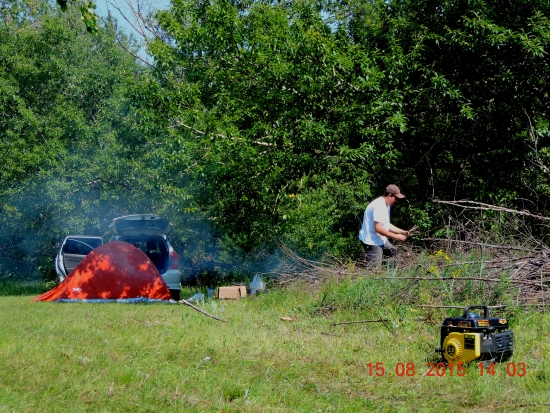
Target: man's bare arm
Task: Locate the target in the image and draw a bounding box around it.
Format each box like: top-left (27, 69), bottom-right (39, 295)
top-left (389, 224), bottom-right (417, 238)
top-left (389, 224), bottom-right (409, 235)
top-left (375, 222), bottom-right (406, 241)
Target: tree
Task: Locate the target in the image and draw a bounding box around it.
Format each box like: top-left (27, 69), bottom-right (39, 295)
top-left (136, 0), bottom-right (410, 257)
top-left (56, 0), bottom-right (99, 33)
top-left (0, 0), bottom-right (145, 279)
top-left (383, 0), bottom-right (550, 214)
top-left (136, 0), bottom-right (550, 257)
top-left (3, 0), bottom-right (549, 282)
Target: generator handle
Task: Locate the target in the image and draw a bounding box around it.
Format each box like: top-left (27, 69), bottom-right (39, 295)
top-left (462, 305), bottom-right (489, 318)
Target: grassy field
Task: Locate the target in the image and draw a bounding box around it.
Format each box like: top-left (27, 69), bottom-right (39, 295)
top-left (1, 281), bottom-right (550, 412)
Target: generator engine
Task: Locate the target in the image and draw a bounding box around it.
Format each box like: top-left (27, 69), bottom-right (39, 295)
top-left (436, 305), bottom-right (514, 364)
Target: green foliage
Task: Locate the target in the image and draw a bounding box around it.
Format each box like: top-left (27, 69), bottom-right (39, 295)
top-left (278, 179), bottom-right (367, 257)
top-left (137, 0), bottom-right (550, 260)
top-left (0, 0), bottom-right (145, 280)
top-left (56, 0), bottom-right (99, 33)
top-left (387, 0), bottom-right (550, 208)
top-left (3, 0), bottom-right (550, 282)
top-left (142, 0), bottom-right (409, 256)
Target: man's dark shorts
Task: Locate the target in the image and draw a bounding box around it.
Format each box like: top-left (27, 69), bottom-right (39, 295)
top-left (362, 240), bottom-right (397, 268)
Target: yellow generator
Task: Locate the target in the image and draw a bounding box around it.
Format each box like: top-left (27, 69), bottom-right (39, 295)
top-left (436, 306), bottom-right (514, 363)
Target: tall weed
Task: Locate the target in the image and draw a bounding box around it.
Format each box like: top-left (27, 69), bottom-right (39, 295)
top-left (0, 275), bottom-right (48, 296)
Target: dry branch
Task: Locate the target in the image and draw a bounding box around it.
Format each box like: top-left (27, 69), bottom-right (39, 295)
top-left (380, 319), bottom-right (398, 337)
top-left (331, 318), bottom-right (402, 326)
top-left (421, 238), bottom-right (541, 252)
top-left (418, 305), bottom-right (505, 309)
top-left (433, 199), bottom-right (550, 221)
top-left (270, 200), bottom-right (550, 309)
top-left (179, 299), bottom-right (227, 322)
top-left (376, 276), bottom-right (550, 289)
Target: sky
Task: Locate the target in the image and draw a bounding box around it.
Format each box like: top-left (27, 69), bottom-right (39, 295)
top-left (93, 0), bottom-right (170, 62)
top-left (94, 0), bottom-right (170, 39)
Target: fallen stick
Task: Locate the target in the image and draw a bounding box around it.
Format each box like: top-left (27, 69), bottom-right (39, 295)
top-left (380, 319), bottom-right (398, 338)
top-left (438, 256), bottom-right (537, 267)
top-left (331, 318), bottom-right (399, 337)
top-left (331, 318), bottom-right (403, 326)
top-left (179, 299), bottom-right (227, 322)
top-left (421, 238), bottom-right (540, 252)
top-left (426, 303), bottom-right (550, 310)
top-left (320, 331), bottom-right (340, 337)
top-left (375, 276), bottom-right (550, 289)
top-left (418, 305), bottom-right (505, 309)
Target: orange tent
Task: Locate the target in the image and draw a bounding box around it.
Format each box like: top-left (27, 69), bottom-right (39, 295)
top-left (34, 241), bottom-right (173, 302)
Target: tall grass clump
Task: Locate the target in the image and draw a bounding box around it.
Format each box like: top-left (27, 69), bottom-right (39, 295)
top-left (313, 276), bottom-right (400, 314)
top-left (276, 243), bottom-right (529, 325)
top-left (0, 273), bottom-right (49, 296)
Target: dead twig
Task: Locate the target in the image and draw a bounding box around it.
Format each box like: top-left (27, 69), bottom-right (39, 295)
top-left (331, 318), bottom-right (403, 326)
top-left (433, 199), bottom-right (550, 222)
top-left (375, 276), bottom-right (549, 289)
top-left (179, 299), bottom-right (227, 323)
top-left (421, 238), bottom-right (541, 253)
top-left (418, 305), bottom-right (505, 309)
top-left (320, 331), bottom-right (340, 337)
top-left (380, 319), bottom-right (398, 338)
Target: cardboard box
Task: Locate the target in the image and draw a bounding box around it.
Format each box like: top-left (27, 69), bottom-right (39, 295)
top-left (217, 286), bottom-right (245, 300)
top-left (236, 285), bottom-right (247, 298)
top-left (217, 285), bottom-right (247, 299)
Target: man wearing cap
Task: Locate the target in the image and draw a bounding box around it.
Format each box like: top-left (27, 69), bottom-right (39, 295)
top-left (359, 184), bottom-right (414, 268)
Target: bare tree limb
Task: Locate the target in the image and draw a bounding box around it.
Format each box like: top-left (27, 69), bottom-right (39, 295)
top-left (107, 0), bottom-right (164, 41)
top-left (375, 276), bottom-right (549, 289)
top-left (116, 37), bottom-right (154, 68)
top-left (171, 120), bottom-right (205, 135)
top-left (421, 238), bottom-right (541, 252)
top-left (432, 199), bottom-right (550, 222)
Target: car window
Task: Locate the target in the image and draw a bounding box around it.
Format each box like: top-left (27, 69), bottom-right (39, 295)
top-left (114, 219), bottom-right (168, 233)
top-left (118, 237), bottom-right (167, 255)
top-left (63, 238), bottom-right (102, 254)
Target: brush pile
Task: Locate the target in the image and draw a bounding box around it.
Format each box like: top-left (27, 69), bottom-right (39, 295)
top-left (269, 200), bottom-right (550, 309)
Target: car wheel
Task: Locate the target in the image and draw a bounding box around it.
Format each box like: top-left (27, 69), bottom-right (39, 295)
top-left (170, 289), bottom-right (181, 301)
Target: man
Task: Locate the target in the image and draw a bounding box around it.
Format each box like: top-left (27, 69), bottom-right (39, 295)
top-left (358, 184), bottom-right (414, 268)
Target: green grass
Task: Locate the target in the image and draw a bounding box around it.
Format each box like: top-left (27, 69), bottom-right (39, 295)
top-left (0, 277), bottom-right (51, 297)
top-left (1, 280), bottom-right (550, 412)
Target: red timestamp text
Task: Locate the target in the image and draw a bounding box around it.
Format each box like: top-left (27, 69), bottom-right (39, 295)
top-left (366, 362), bottom-right (465, 377)
top-left (365, 361), bottom-right (527, 377)
top-left (426, 362), bottom-right (466, 376)
top-left (478, 362), bottom-right (526, 377)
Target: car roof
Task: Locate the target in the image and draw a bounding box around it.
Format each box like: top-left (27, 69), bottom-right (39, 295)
top-left (109, 214), bottom-right (173, 236)
top-left (63, 235), bottom-right (103, 241)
